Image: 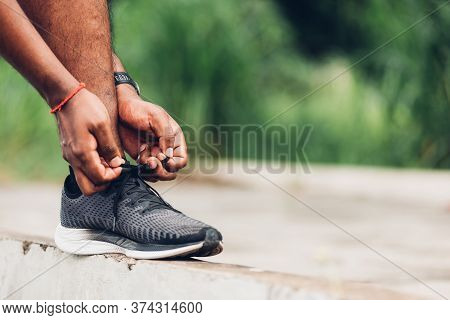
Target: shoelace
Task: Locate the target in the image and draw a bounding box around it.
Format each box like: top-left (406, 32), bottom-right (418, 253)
top-left (110, 164), bottom-right (178, 232)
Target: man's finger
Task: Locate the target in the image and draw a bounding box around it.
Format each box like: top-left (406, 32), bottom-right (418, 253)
top-left (164, 158), bottom-right (178, 173)
top-left (150, 114), bottom-right (175, 157)
top-left (165, 145), bottom-right (188, 172)
top-left (165, 123), bottom-right (188, 171)
top-left (73, 167), bottom-right (109, 196)
top-left (138, 145), bottom-right (157, 169)
top-left (142, 157), bottom-right (177, 181)
top-left (92, 124), bottom-right (123, 166)
top-left (153, 157), bottom-right (177, 181)
top-left (81, 151), bottom-right (122, 185)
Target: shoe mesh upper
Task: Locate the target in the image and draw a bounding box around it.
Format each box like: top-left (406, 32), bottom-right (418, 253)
top-left (60, 176), bottom-right (213, 244)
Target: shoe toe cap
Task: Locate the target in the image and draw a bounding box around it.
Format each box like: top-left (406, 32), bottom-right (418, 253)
top-left (170, 226), bottom-right (222, 244)
top-left (202, 227), bottom-right (223, 242)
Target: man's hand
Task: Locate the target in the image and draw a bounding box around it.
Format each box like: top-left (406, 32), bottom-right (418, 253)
top-left (0, 1), bottom-right (124, 194)
top-left (57, 88), bottom-right (124, 195)
top-left (117, 84), bottom-right (188, 181)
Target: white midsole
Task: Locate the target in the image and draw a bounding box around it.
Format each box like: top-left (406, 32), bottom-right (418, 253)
top-left (54, 224), bottom-right (204, 259)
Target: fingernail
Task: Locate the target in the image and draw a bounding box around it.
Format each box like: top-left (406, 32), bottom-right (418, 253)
top-left (149, 160), bottom-right (157, 169)
top-left (165, 148), bottom-right (173, 158)
top-left (110, 156), bottom-right (124, 167)
top-left (157, 152), bottom-right (166, 161)
top-left (113, 167), bottom-right (122, 174)
top-left (139, 144), bottom-right (147, 153)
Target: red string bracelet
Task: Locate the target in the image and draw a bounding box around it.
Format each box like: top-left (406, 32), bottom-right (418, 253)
top-left (50, 82), bottom-right (86, 114)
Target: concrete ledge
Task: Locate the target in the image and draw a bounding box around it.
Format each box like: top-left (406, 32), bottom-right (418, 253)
top-left (0, 234), bottom-right (416, 299)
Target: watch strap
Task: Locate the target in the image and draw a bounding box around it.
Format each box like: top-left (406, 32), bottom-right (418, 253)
top-left (114, 72), bottom-right (140, 95)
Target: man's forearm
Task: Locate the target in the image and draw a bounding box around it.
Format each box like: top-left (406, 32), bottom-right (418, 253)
top-left (112, 53), bottom-right (140, 98)
top-left (0, 0), bottom-right (78, 106)
top-left (112, 53), bottom-right (126, 72)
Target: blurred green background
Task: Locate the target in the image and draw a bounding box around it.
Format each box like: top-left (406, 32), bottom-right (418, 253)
top-left (0, 0), bottom-right (448, 181)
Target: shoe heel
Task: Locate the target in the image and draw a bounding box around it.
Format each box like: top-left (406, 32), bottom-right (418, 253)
top-left (54, 224), bottom-right (120, 255)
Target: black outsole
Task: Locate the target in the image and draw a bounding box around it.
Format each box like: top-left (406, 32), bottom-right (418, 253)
top-left (172, 228), bottom-right (223, 259)
top-left (192, 228), bottom-right (223, 257)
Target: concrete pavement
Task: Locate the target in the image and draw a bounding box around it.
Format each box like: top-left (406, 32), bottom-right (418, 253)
top-left (1, 163), bottom-right (449, 298)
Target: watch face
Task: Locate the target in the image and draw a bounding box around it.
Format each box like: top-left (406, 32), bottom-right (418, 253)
top-left (114, 72), bottom-right (131, 82)
top-left (114, 72), bottom-right (140, 95)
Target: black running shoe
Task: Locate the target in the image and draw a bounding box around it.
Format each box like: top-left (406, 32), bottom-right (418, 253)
top-left (55, 163), bottom-right (223, 259)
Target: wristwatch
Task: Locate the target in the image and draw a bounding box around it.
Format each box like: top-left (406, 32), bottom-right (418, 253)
top-left (114, 72), bottom-right (140, 95)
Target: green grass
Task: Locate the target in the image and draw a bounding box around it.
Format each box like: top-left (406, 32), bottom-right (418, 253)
top-left (0, 0), bottom-right (448, 181)
top-left (0, 60), bottom-right (66, 181)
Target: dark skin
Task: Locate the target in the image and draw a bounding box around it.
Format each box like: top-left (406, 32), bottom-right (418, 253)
top-left (0, 0), bottom-right (188, 193)
top-left (113, 54), bottom-right (188, 181)
top-left (0, 0), bottom-right (123, 195)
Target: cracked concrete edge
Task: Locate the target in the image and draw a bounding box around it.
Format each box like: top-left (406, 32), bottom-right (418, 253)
top-left (0, 229), bottom-right (55, 246)
top-left (0, 233), bottom-right (419, 299)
